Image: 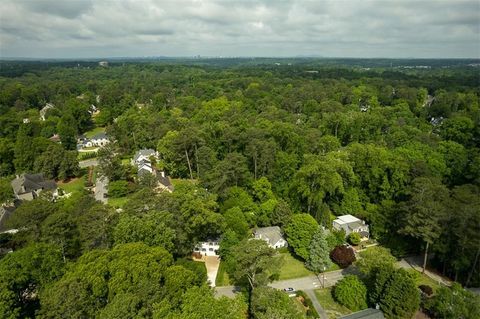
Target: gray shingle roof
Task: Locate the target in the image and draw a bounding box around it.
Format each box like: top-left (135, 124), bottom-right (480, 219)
top-left (11, 173), bottom-right (56, 195)
top-left (133, 149), bottom-right (157, 162)
top-left (254, 226), bottom-right (284, 246)
top-left (91, 132), bottom-right (108, 140)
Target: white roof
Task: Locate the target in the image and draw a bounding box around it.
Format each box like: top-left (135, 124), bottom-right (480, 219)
top-left (334, 214), bottom-right (361, 224)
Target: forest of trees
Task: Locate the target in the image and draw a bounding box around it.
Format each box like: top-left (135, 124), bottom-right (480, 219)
top-left (0, 59), bottom-right (479, 318)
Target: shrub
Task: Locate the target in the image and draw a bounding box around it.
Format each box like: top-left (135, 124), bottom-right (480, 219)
top-left (296, 290), bottom-right (320, 318)
top-left (425, 283), bottom-right (480, 319)
top-left (330, 245), bottom-right (356, 268)
top-left (333, 275), bottom-right (368, 311)
top-left (372, 268), bottom-right (420, 319)
top-left (108, 180), bottom-right (129, 198)
top-left (347, 232), bottom-right (361, 245)
top-left (419, 284), bottom-right (433, 296)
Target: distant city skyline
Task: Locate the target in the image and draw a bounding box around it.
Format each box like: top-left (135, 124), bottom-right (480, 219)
top-left (1, 0), bottom-right (479, 59)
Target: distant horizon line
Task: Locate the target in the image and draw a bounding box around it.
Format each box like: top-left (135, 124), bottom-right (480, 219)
top-left (1, 55), bottom-right (479, 61)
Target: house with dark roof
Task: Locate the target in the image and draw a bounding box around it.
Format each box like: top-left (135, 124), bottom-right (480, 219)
top-left (86, 133), bottom-right (109, 147)
top-left (11, 173), bottom-right (57, 201)
top-left (253, 226), bottom-right (287, 249)
top-left (332, 214), bottom-right (370, 241)
top-left (339, 308), bottom-right (384, 319)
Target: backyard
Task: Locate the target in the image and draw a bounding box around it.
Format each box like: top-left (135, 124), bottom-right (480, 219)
top-left (57, 176), bottom-right (86, 194)
top-left (84, 126), bottom-right (106, 138)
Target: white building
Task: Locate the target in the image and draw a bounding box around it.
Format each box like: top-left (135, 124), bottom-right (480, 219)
top-left (194, 239), bottom-right (220, 256)
top-left (332, 214), bottom-right (370, 240)
top-left (85, 133), bottom-right (109, 147)
top-left (39, 103), bottom-right (55, 121)
top-left (132, 149), bottom-right (160, 166)
top-left (253, 226), bottom-right (288, 249)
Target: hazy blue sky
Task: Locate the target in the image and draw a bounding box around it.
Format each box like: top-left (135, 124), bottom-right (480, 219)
top-left (1, 0), bottom-right (479, 58)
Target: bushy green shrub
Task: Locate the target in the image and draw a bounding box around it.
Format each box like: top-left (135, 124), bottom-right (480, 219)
top-left (347, 232), bottom-right (361, 245)
top-left (333, 275), bottom-right (367, 311)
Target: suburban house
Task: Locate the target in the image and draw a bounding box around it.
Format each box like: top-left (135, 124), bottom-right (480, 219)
top-left (88, 104), bottom-right (99, 115)
top-left (11, 173), bottom-right (57, 201)
top-left (194, 239), bottom-right (220, 256)
top-left (84, 133), bottom-right (110, 148)
top-left (132, 149), bottom-right (160, 167)
top-left (49, 134), bottom-right (61, 143)
top-left (332, 214), bottom-right (370, 240)
top-left (339, 308), bottom-right (384, 319)
top-left (39, 103), bottom-right (55, 121)
top-left (132, 149), bottom-right (174, 192)
top-left (253, 226), bottom-right (288, 249)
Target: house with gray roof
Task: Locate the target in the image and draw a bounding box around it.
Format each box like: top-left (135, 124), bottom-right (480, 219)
top-left (83, 132), bottom-right (109, 148)
top-left (253, 226), bottom-right (287, 249)
top-left (132, 149), bottom-right (159, 166)
top-left (332, 214), bottom-right (370, 241)
top-left (11, 173), bottom-right (57, 201)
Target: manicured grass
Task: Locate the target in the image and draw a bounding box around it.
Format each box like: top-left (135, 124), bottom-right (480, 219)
top-left (215, 261), bottom-right (231, 286)
top-left (414, 271), bottom-right (442, 293)
top-left (315, 288), bottom-right (351, 319)
top-left (108, 196), bottom-right (129, 208)
top-left (275, 252), bottom-right (314, 280)
top-left (84, 127), bottom-right (105, 138)
top-left (57, 177), bottom-right (85, 194)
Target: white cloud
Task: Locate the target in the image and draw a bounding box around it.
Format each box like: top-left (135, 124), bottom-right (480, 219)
top-left (0, 0), bottom-right (478, 58)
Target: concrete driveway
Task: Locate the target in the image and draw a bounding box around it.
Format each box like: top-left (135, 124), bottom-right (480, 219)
top-left (94, 175), bottom-right (108, 203)
top-left (205, 256), bottom-right (220, 287)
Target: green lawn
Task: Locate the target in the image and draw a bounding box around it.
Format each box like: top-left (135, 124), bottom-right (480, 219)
top-left (275, 252), bottom-right (313, 280)
top-left (84, 127), bottom-right (105, 138)
top-left (412, 271), bottom-right (442, 293)
top-left (315, 288), bottom-right (351, 319)
top-left (215, 261), bottom-right (231, 286)
top-left (108, 196), bottom-right (129, 208)
top-left (58, 177), bottom-right (85, 194)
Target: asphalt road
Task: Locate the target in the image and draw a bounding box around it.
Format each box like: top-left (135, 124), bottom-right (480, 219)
top-left (95, 175), bottom-right (108, 203)
top-left (215, 268), bottom-right (353, 298)
top-left (79, 159), bottom-right (98, 168)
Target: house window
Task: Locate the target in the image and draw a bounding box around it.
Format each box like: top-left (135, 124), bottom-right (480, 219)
top-left (209, 248), bottom-right (213, 251)
top-left (201, 248), bottom-right (206, 252)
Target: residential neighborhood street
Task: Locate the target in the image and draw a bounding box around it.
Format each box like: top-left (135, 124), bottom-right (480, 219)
top-left (215, 256), bottom-right (452, 318)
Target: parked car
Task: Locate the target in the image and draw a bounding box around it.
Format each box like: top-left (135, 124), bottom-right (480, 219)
top-left (283, 287), bottom-right (295, 292)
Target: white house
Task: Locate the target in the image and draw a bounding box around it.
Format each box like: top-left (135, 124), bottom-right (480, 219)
top-left (332, 214), bottom-right (370, 240)
top-left (132, 149), bottom-right (160, 166)
top-left (85, 133), bottom-right (109, 147)
top-left (39, 103), bottom-right (55, 121)
top-left (253, 226), bottom-right (288, 249)
top-left (194, 239), bottom-right (220, 256)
